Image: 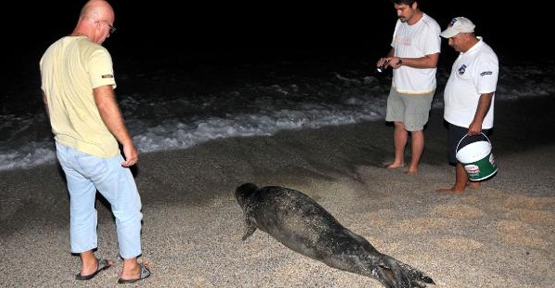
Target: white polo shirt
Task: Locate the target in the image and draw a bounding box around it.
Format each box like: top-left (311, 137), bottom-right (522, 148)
top-left (443, 37), bottom-right (499, 129)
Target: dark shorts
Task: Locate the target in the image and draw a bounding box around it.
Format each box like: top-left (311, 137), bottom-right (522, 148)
top-left (447, 123), bottom-right (490, 165)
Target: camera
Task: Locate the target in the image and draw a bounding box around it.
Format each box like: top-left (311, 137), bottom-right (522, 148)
top-left (377, 59), bottom-right (390, 73)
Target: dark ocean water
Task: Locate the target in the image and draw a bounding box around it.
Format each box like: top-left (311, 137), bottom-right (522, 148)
top-left (2, 1), bottom-right (551, 171)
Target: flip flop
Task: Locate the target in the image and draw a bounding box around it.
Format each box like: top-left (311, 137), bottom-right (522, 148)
top-left (117, 263), bottom-right (151, 284)
top-left (75, 258), bottom-right (113, 280)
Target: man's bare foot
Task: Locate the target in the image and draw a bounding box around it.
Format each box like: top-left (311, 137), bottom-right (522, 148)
top-left (120, 259), bottom-right (151, 282)
top-left (385, 162), bottom-right (405, 169)
top-left (436, 187), bottom-right (465, 194)
top-left (467, 182), bottom-right (480, 189)
top-left (76, 258), bottom-right (115, 280)
top-left (405, 165), bottom-right (418, 174)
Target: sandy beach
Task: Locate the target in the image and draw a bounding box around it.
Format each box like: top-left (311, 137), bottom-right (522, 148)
top-left (1, 95), bottom-right (554, 288)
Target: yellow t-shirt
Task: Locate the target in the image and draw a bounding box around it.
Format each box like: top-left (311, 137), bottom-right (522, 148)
top-left (40, 36), bottom-right (119, 158)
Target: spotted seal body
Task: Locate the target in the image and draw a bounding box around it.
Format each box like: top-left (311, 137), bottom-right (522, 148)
top-left (235, 183), bottom-right (435, 288)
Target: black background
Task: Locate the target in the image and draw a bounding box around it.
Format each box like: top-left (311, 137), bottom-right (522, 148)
top-left (3, 0), bottom-right (549, 86)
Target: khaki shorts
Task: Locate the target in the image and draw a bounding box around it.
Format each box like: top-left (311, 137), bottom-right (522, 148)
top-left (385, 88), bottom-right (435, 131)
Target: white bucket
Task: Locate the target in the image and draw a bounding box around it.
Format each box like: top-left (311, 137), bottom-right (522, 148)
top-left (456, 133), bottom-right (498, 181)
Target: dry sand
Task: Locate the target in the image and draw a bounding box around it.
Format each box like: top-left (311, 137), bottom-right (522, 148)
top-left (1, 96), bottom-right (554, 287)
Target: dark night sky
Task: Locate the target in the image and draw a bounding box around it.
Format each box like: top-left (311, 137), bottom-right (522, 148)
top-left (4, 1), bottom-right (547, 84)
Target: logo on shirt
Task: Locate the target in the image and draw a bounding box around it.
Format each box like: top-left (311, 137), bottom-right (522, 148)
top-left (393, 36), bottom-right (412, 46)
top-left (101, 74), bottom-right (114, 79)
top-left (458, 64), bottom-right (467, 75)
top-left (480, 71), bottom-right (493, 76)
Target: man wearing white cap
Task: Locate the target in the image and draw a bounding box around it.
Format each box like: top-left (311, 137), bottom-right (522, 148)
top-left (436, 17), bottom-right (499, 193)
top-left (377, 0), bottom-right (441, 174)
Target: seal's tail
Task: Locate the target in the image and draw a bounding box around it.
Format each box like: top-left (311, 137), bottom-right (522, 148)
top-left (397, 260), bottom-right (435, 287)
top-left (377, 254), bottom-right (435, 288)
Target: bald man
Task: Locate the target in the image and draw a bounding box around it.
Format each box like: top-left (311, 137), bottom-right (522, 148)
top-left (40, 0), bottom-right (150, 283)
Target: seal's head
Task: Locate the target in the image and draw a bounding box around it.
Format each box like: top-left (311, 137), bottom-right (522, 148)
top-left (235, 183), bottom-right (259, 208)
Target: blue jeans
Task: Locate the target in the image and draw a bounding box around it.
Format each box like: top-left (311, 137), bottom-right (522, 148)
top-left (55, 142), bottom-right (143, 259)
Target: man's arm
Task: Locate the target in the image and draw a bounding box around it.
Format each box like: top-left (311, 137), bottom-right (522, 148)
top-left (377, 48), bottom-right (396, 68)
top-left (390, 52), bottom-right (439, 69)
top-left (93, 85), bottom-right (138, 167)
top-left (468, 92), bottom-right (494, 135)
top-left (42, 93), bottom-right (50, 117)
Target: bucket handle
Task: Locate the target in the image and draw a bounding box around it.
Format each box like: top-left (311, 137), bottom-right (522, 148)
top-left (456, 132), bottom-right (491, 153)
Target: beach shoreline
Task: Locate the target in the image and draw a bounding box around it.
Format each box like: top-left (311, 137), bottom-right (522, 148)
top-left (1, 96), bottom-right (554, 287)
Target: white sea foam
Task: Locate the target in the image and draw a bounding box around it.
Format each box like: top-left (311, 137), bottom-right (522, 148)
top-left (1, 59), bottom-right (553, 171)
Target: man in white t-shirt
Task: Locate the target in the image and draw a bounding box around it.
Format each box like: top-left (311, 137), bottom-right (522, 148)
top-left (436, 17), bottom-right (499, 193)
top-left (377, 0), bottom-right (441, 174)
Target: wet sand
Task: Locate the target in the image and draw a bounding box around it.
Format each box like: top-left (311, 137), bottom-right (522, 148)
top-left (1, 96), bottom-right (554, 287)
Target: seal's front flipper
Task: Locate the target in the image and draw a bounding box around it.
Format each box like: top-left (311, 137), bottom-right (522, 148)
top-left (241, 224), bottom-right (256, 241)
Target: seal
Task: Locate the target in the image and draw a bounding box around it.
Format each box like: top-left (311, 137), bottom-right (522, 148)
top-left (235, 183), bottom-right (435, 288)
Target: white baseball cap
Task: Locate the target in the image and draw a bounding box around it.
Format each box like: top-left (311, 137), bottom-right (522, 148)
top-left (440, 17), bottom-right (476, 38)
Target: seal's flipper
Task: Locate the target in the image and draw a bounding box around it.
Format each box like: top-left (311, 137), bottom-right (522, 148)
top-left (242, 221), bottom-right (257, 241)
top-left (374, 255), bottom-right (411, 288)
top-left (377, 255), bottom-right (435, 288)
top-left (397, 261), bottom-right (435, 287)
